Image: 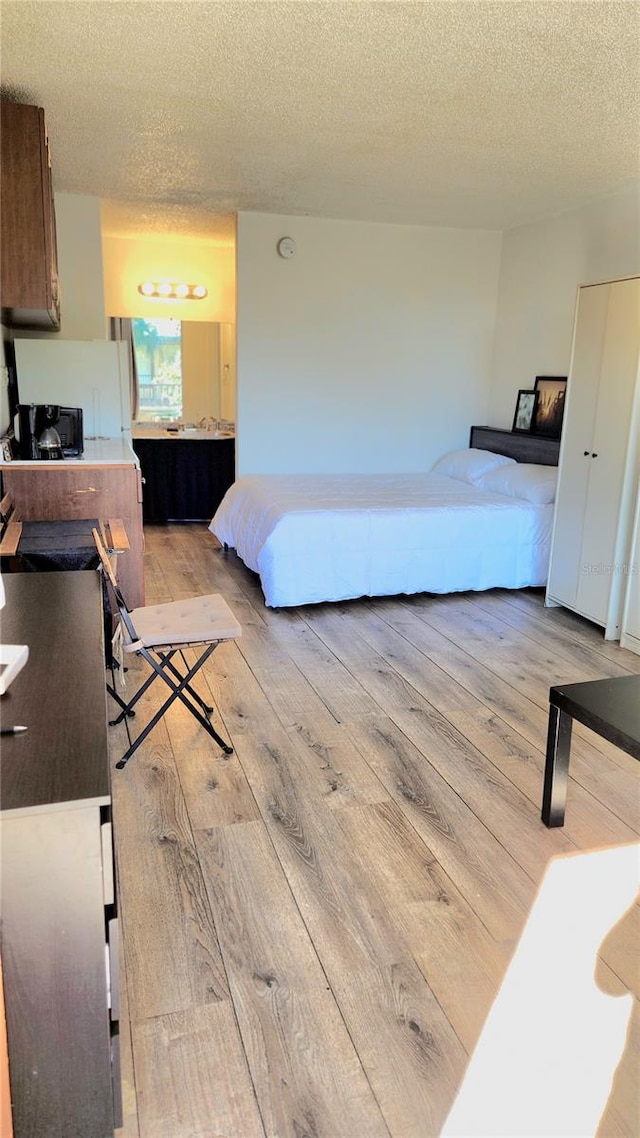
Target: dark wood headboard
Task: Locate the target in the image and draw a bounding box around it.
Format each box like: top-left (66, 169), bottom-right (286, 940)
top-left (469, 425), bottom-right (560, 466)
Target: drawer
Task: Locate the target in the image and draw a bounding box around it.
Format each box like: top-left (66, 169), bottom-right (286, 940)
top-left (101, 820), bottom-right (114, 907)
top-left (107, 917), bottom-right (120, 1023)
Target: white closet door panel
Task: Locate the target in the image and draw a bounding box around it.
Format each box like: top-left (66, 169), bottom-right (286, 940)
top-left (621, 482), bottom-right (640, 653)
top-left (576, 279), bottom-right (640, 624)
top-left (565, 284), bottom-right (610, 450)
top-left (577, 457), bottom-right (622, 623)
top-left (547, 284), bottom-right (609, 607)
top-left (591, 278), bottom-right (640, 456)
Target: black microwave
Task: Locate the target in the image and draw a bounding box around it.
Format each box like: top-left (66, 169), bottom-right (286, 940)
top-left (16, 404), bottom-right (84, 459)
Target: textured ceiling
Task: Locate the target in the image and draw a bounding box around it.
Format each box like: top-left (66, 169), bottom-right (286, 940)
top-left (1, 0), bottom-right (639, 240)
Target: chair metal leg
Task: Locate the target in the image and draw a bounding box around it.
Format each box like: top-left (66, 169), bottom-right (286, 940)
top-left (114, 642), bottom-right (233, 769)
top-left (109, 648), bottom-right (207, 725)
top-left (160, 649), bottom-right (214, 713)
top-left (107, 681), bottom-right (136, 718)
top-left (142, 644), bottom-right (230, 742)
top-left (108, 663), bottom-right (160, 724)
top-left (106, 658), bottom-right (136, 720)
top-left (108, 648), bottom-right (212, 724)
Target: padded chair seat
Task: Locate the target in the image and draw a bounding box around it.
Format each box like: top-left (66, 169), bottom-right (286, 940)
top-left (124, 593), bottom-right (241, 651)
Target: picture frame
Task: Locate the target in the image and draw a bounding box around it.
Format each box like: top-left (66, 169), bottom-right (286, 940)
top-left (512, 389), bottom-right (538, 434)
top-left (533, 376), bottom-right (567, 438)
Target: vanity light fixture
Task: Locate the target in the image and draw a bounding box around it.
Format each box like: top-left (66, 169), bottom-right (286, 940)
top-left (137, 281), bottom-right (208, 300)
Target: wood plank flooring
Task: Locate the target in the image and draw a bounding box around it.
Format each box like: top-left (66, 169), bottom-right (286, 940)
top-left (113, 525), bottom-right (640, 1138)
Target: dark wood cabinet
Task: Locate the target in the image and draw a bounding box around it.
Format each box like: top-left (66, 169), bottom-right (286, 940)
top-left (1, 573), bottom-right (120, 1136)
top-left (1, 455), bottom-right (145, 606)
top-left (0, 102), bottom-right (60, 330)
top-left (132, 435), bottom-right (235, 522)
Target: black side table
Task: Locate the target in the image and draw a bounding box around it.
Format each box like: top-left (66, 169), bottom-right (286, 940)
top-left (542, 674), bottom-right (640, 827)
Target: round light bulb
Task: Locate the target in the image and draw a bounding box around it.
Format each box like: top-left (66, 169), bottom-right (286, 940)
top-left (139, 281), bottom-right (156, 296)
top-left (192, 284), bottom-right (207, 299)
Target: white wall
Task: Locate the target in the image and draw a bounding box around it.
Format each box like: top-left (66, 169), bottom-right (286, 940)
top-left (14, 187), bottom-right (637, 472)
top-left (489, 184), bottom-right (640, 427)
top-left (236, 212), bottom-right (502, 475)
top-left (56, 193), bottom-right (107, 339)
top-left (102, 231), bottom-right (235, 324)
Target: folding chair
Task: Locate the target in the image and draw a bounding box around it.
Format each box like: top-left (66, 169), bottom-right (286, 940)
top-left (93, 528), bottom-right (240, 770)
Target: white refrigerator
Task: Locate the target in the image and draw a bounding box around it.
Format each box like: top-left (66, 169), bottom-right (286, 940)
top-left (14, 338), bottom-right (132, 441)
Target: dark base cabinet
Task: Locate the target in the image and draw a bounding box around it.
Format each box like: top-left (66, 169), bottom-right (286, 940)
top-left (1, 573), bottom-right (120, 1137)
top-left (133, 437), bottom-right (235, 523)
top-left (2, 806), bottom-right (119, 1137)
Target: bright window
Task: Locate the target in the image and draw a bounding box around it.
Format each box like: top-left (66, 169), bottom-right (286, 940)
top-left (132, 318), bottom-right (183, 422)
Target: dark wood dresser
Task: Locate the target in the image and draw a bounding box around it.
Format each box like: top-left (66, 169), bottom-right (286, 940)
top-left (0, 572), bottom-right (120, 1136)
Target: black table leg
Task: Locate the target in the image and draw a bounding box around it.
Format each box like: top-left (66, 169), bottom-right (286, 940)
top-left (542, 703), bottom-right (573, 827)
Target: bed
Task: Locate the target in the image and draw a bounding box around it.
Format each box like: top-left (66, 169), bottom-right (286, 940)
top-left (209, 426), bottom-right (560, 608)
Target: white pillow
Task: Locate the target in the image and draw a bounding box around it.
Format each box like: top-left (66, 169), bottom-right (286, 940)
top-left (430, 448), bottom-right (516, 484)
top-left (476, 463), bottom-right (558, 505)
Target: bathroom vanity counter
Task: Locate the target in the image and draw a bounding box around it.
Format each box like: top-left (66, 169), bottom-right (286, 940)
top-left (131, 433), bottom-right (235, 522)
top-left (132, 426), bottom-right (234, 441)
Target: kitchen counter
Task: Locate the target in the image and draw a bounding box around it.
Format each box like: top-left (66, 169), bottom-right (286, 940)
top-left (1, 436), bottom-right (140, 466)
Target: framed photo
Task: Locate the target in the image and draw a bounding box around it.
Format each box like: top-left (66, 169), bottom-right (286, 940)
top-left (512, 389), bottom-right (538, 433)
top-left (533, 376), bottom-right (567, 438)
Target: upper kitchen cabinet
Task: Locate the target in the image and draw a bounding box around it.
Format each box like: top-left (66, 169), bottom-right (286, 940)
top-left (1, 102), bottom-right (61, 330)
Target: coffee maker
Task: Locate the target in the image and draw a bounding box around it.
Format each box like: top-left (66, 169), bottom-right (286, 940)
top-left (16, 404), bottom-right (83, 460)
top-left (17, 404), bottom-right (63, 460)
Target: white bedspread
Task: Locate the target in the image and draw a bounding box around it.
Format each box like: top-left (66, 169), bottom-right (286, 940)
top-left (210, 472), bottom-right (554, 607)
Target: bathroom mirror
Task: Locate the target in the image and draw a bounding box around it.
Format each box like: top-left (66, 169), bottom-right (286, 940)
top-left (111, 318), bottom-right (236, 426)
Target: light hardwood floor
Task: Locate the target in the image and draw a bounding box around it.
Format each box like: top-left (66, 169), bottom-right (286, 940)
top-left (113, 525), bottom-right (639, 1138)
